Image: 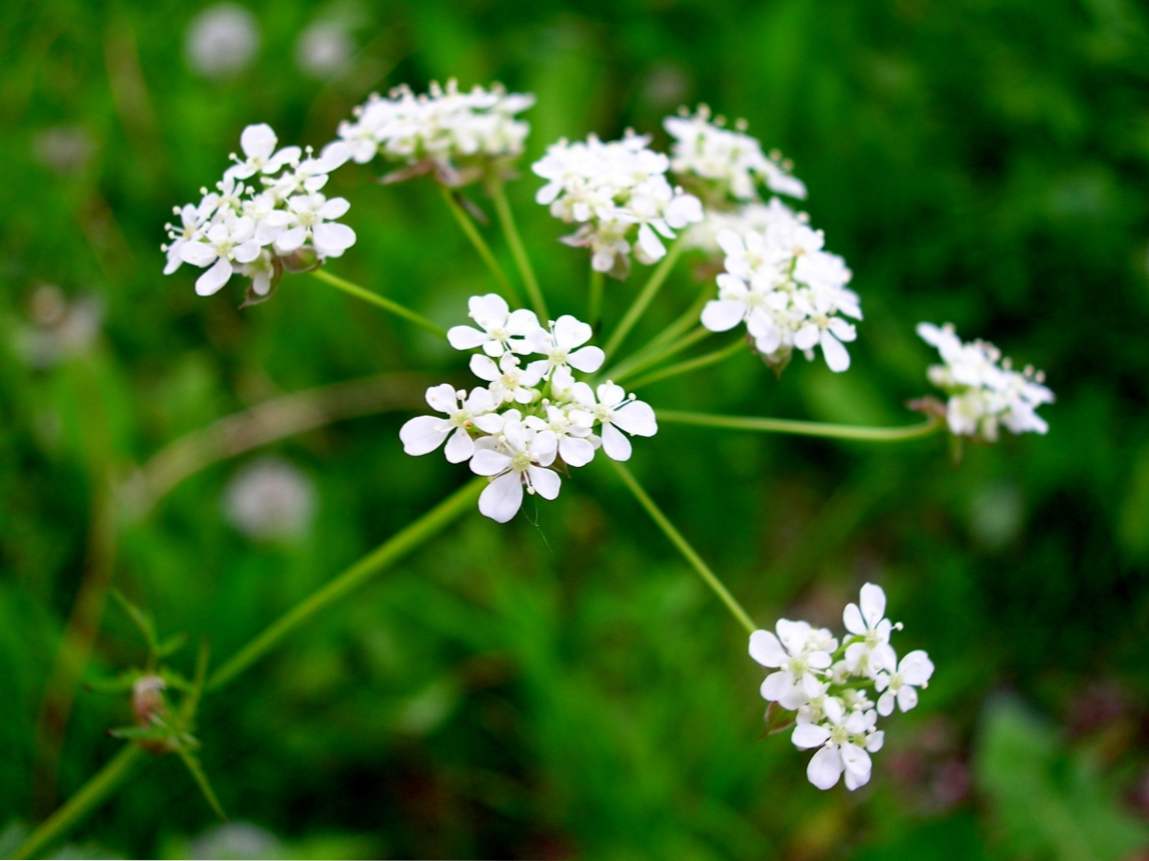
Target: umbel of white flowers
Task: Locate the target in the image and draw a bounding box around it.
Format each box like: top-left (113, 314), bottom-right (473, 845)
top-left (336, 80), bottom-right (535, 187)
top-left (532, 131), bottom-right (704, 278)
top-left (918, 322), bottom-right (1053, 441)
top-left (399, 295), bottom-right (657, 522)
top-left (162, 124), bottom-right (356, 303)
top-left (750, 583), bottom-right (934, 791)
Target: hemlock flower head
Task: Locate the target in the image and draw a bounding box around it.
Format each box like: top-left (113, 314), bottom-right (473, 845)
top-left (336, 80), bottom-right (535, 186)
top-left (161, 124), bottom-right (355, 302)
top-left (918, 322), bottom-right (1053, 441)
top-left (399, 297), bottom-right (658, 522)
top-left (702, 207), bottom-right (860, 373)
top-left (532, 131), bottom-right (702, 278)
top-left (749, 583), bottom-right (932, 791)
top-left (664, 104), bottom-right (806, 204)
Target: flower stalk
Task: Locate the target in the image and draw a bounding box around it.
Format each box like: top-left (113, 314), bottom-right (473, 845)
top-left (657, 411), bottom-right (944, 442)
top-left (439, 186), bottom-right (521, 305)
top-left (487, 181), bottom-right (548, 319)
top-left (604, 240), bottom-right (684, 358)
top-left (626, 335), bottom-right (745, 390)
top-left (311, 269), bottom-right (446, 337)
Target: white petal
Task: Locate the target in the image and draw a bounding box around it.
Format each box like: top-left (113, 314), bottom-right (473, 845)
top-left (195, 258), bottom-right (232, 296)
top-left (469, 293), bottom-right (510, 328)
top-left (233, 240), bottom-right (262, 264)
top-left (319, 197), bottom-right (351, 220)
top-left (568, 346), bottom-right (605, 373)
top-left (637, 223), bottom-right (666, 261)
top-left (866, 731), bottom-right (885, 753)
top-left (700, 300), bottom-right (745, 333)
top-left (791, 723), bottom-right (831, 750)
top-left (793, 323), bottom-right (819, 350)
top-left (553, 314), bottom-right (592, 350)
top-left (899, 650), bottom-right (934, 686)
top-left (842, 602), bottom-right (866, 635)
top-left (840, 743), bottom-right (872, 779)
top-left (595, 382), bottom-right (626, 408)
top-left (897, 685), bottom-right (919, 713)
top-left (447, 325), bottom-right (488, 351)
top-left (478, 473), bottom-right (524, 523)
top-left (877, 691), bottom-right (895, 717)
top-left (424, 383), bottom-right (458, 414)
top-left (241, 123), bottom-right (277, 159)
top-left (612, 401), bottom-right (657, 437)
top-left (527, 466), bottom-right (561, 500)
top-left (820, 331), bottom-right (850, 372)
top-left (748, 630), bottom-right (785, 668)
top-left (443, 427), bottom-right (476, 463)
top-left (760, 671), bottom-right (791, 702)
top-left (275, 226), bottom-right (308, 253)
top-left (859, 583), bottom-right (886, 628)
top-left (469, 354), bottom-right (499, 382)
top-left (600, 423), bottom-right (633, 461)
top-left (559, 436), bottom-right (595, 468)
top-left (180, 241), bottom-right (217, 268)
top-left (806, 746), bottom-right (843, 790)
top-left (470, 448), bottom-right (513, 476)
top-left (313, 222), bottom-right (356, 256)
top-left (399, 416), bottom-right (451, 456)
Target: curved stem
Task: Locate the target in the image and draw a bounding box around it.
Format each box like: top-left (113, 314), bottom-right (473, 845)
top-left (610, 461), bottom-right (756, 633)
top-left (604, 241), bottom-right (684, 358)
top-left (588, 268), bottom-right (604, 329)
top-left (487, 182), bottom-right (547, 319)
top-left (627, 338), bottom-right (746, 390)
top-left (207, 478), bottom-right (484, 691)
top-left (15, 745), bottom-right (145, 860)
top-left (310, 269), bottom-right (446, 338)
top-left (609, 327), bottom-right (712, 384)
top-left (658, 411), bottom-right (944, 442)
top-left (439, 186), bottom-right (521, 305)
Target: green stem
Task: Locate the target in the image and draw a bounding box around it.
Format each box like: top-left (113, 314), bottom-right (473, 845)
top-left (589, 268), bottom-right (604, 330)
top-left (15, 745), bottom-right (145, 860)
top-left (487, 182), bottom-right (547, 319)
top-left (208, 479), bottom-right (484, 690)
top-left (627, 338), bottom-right (747, 390)
top-left (439, 186), bottom-right (521, 305)
top-left (310, 269), bottom-right (446, 338)
top-left (604, 241), bottom-right (684, 358)
top-left (657, 411), bottom-right (944, 442)
top-left (609, 460), bottom-right (756, 634)
top-left (609, 326), bottom-right (712, 384)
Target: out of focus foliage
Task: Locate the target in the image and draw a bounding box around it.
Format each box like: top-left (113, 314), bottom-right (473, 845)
top-left (2, 0), bottom-right (1148, 858)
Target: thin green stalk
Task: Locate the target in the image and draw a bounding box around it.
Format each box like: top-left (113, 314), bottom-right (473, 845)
top-left (589, 268), bottom-right (604, 329)
top-left (439, 186), bottom-right (521, 305)
top-left (627, 338), bottom-right (747, 390)
top-left (208, 478), bottom-right (484, 690)
top-left (311, 269), bottom-right (446, 338)
top-left (15, 745), bottom-right (145, 860)
top-left (610, 326), bottom-right (712, 383)
top-left (657, 411), bottom-right (944, 442)
top-left (610, 461), bottom-right (756, 634)
top-left (647, 286), bottom-right (712, 351)
top-left (487, 182), bottom-right (547, 319)
top-left (604, 241), bottom-right (684, 358)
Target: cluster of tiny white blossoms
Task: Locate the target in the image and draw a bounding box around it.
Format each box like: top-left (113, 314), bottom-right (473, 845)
top-left (750, 583), bottom-right (934, 791)
top-left (336, 80), bottom-right (535, 186)
top-left (918, 322), bottom-right (1054, 441)
top-left (664, 105), bottom-right (807, 204)
top-left (399, 295), bottom-right (658, 522)
top-left (162, 124), bottom-right (355, 301)
top-left (532, 132), bottom-right (703, 278)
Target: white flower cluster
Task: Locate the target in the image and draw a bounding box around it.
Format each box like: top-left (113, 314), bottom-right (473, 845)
top-left (700, 200), bottom-right (861, 373)
top-left (399, 295), bottom-right (658, 523)
top-left (664, 105), bottom-right (806, 203)
top-left (750, 583), bottom-right (934, 791)
top-left (532, 132), bottom-right (703, 278)
top-left (336, 80), bottom-right (534, 186)
top-left (162, 124), bottom-right (355, 301)
top-left (918, 323), bottom-right (1053, 440)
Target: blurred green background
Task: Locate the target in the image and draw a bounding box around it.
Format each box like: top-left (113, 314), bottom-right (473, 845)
top-left (3, 0), bottom-right (1149, 858)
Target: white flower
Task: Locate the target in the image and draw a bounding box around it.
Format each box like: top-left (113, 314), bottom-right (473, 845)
top-left (749, 621), bottom-right (834, 710)
top-left (224, 457), bottom-right (314, 541)
top-left (525, 404), bottom-right (596, 467)
top-left (843, 583), bottom-right (898, 678)
top-left (469, 418), bottom-right (561, 522)
top-left (469, 354), bottom-right (543, 405)
top-left (875, 650), bottom-right (934, 716)
top-left (664, 105), bottom-right (806, 202)
top-left (791, 699), bottom-right (878, 791)
top-left (186, 3), bottom-right (259, 78)
top-left (269, 193), bottom-right (356, 258)
top-left (447, 294), bottom-right (541, 357)
top-left (225, 124), bottom-right (301, 181)
top-left (336, 80), bottom-right (534, 185)
top-left (526, 315), bottom-right (605, 377)
top-left (533, 132), bottom-right (702, 277)
top-left (399, 384), bottom-right (496, 463)
top-left (583, 382), bottom-right (658, 461)
top-left (179, 213), bottom-right (262, 296)
top-left (296, 19), bottom-right (353, 79)
top-left (702, 217), bottom-right (861, 374)
top-left (918, 322), bottom-right (1054, 441)
top-left (162, 195), bottom-right (219, 274)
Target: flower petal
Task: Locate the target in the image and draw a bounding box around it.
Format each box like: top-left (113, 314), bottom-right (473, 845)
top-left (899, 650), bottom-right (934, 686)
top-left (568, 345), bottom-right (605, 373)
top-left (399, 416), bottom-right (451, 456)
top-left (478, 473), bottom-right (524, 523)
top-left (195, 258), bottom-right (232, 296)
top-left (527, 466), bottom-right (561, 500)
top-left (791, 723), bottom-right (831, 750)
top-left (600, 422), bottom-right (633, 461)
top-left (469, 448), bottom-right (512, 476)
top-left (859, 583), bottom-right (886, 628)
top-left (700, 300), bottom-right (745, 333)
top-left (447, 325), bottom-right (487, 351)
top-left (612, 400), bottom-right (657, 437)
top-left (806, 746), bottom-right (843, 790)
top-left (443, 427), bottom-right (476, 463)
top-left (749, 630), bottom-right (786, 668)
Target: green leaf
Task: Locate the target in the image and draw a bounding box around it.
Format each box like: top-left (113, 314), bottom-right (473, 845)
top-left (111, 591), bottom-right (159, 656)
top-left (178, 751), bottom-right (227, 821)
